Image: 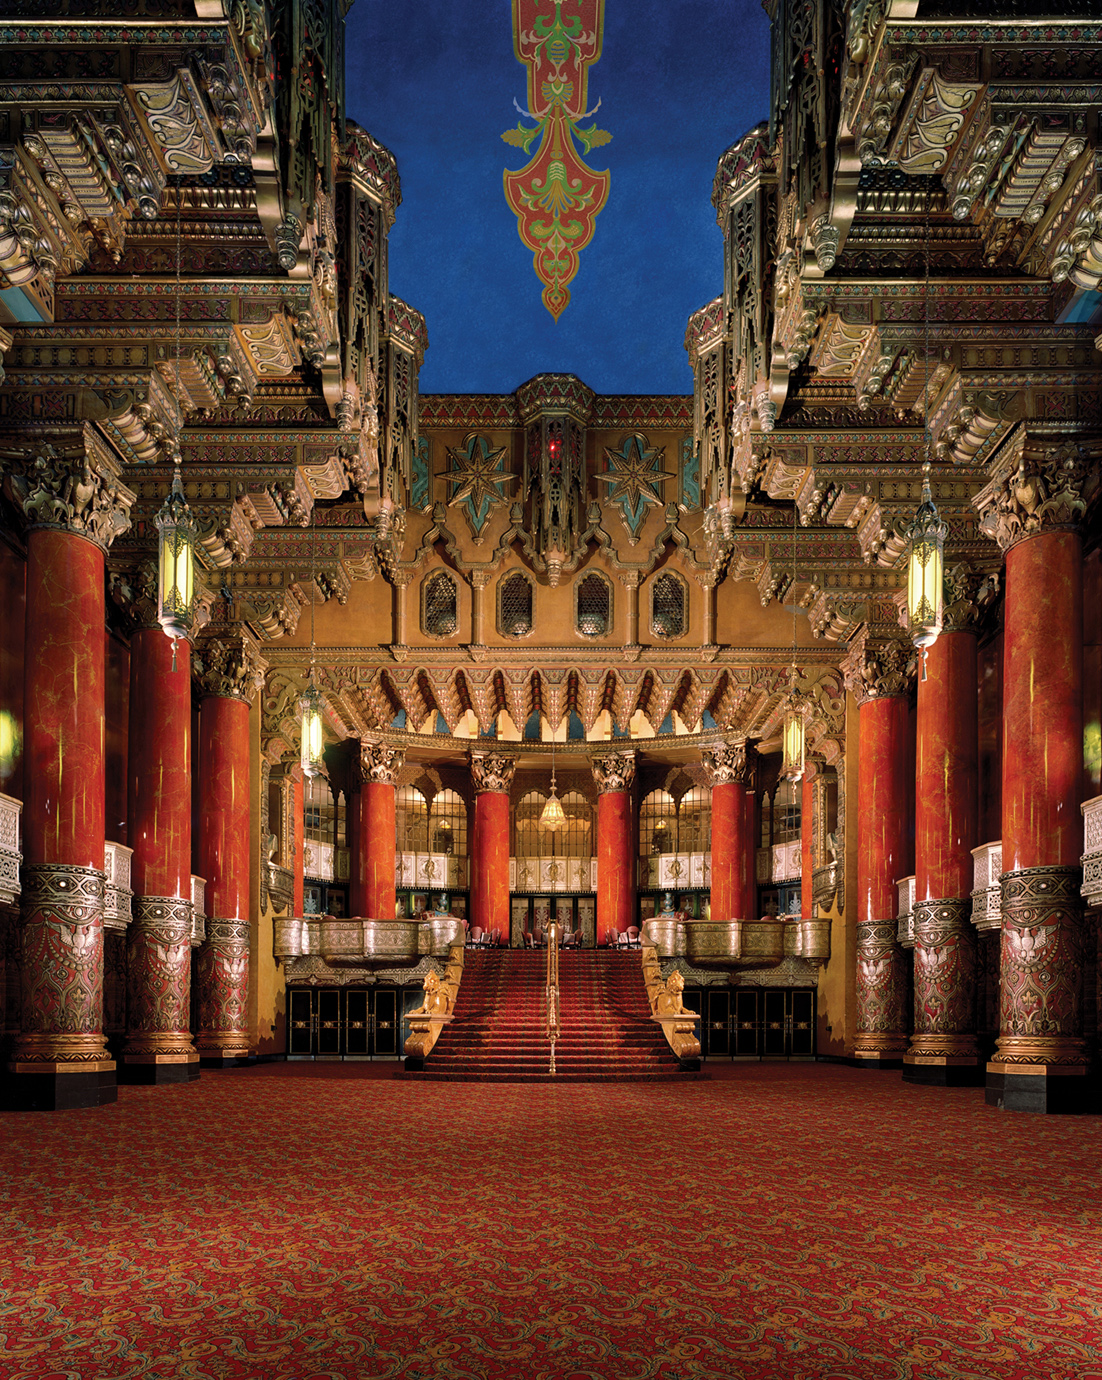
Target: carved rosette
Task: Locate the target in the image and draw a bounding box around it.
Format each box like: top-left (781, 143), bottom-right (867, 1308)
top-left (701, 740), bottom-right (755, 787)
top-left (469, 750), bottom-right (516, 795)
top-left (909, 897), bottom-right (978, 1059)
top-left (854, 918), bottom-right (909, 1055)
top-left (590, 750), bottom-right (637, 795)
top-left (194, 633), bottom-right (266, 703)
top-left (994, 865), bottom-right (1086, 1067)
top-left (976, 444), bottom-right (1097, 555)
top-left (3, 442), bottom-right (134, 552)
top-left (841, 629), bottom-right (913, 706)
top-left (197, 917), bottom-right (251, 1057)
top-left (124, 896), bottom-right (196, 1057)
top-left (14, 864), bottom-right (109, 1066)
top-left (362, 739), bottom-right (405, 787)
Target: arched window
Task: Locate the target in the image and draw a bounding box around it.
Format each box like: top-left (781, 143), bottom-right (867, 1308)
top-left (429, 788), bottom-right (467, 857)
top-left (499, 571), bottom-right (533, 637)
top-left (651, 572), bottom-right (686, 639)
top-left (575, 572), bottom-right (611, 637)
top-left (514, 790), bottom-right (546, 858)
top-left (396, 785), bottom-right (428, 852)
top-left (679, 786), bottom-right (711, 853)
top-left (422, 571), bottom-right (457, 637)
top-left (639, 789), bottom-right (677, 856)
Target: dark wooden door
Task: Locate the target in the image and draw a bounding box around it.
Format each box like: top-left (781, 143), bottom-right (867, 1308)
top-left (706, 988), bottom-right (731, 1057)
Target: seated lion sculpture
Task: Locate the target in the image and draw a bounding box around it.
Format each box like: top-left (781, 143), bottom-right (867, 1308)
top-left (410, 969), bottom-right (452, 1017)
top-left (654, 969), bottom-right (695, 1018)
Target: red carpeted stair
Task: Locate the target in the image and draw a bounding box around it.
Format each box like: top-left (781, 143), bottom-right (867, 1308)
top-left (407, 948), bottom-right (695, 1081)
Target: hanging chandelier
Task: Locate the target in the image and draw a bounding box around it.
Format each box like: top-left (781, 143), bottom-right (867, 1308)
top-left (299, 475), bottom-right (325, 778)
top-left (782, 499), bottom-right (807, 782)
top-left (156, 176), bottom-right (196, 663)
top-left (539, 728), bottom-right (567, 832)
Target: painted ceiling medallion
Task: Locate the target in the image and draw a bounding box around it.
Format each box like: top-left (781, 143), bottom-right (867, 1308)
top-left (502, 0), bottom-right (612, 321)
top-left (597, 433), bottom-right (674, 542)
top-left (446, 434), bottom-right (515, 539)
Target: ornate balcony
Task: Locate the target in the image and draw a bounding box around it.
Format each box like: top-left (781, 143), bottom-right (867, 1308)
top-left (970, 842), bottom-right (1003, 932)
top-left (191, 875), bottom-right (206, 946)
top-left (103, 841), bottom-right (133, 931)
top-left (0, 793), bottom-right (22, 908)
top-left (274, 913), bottom-right (465, 967)
top-left (1082, 797), bottom-right (1102, 908)
top-left (640, 915), bottom-right (786, 970)
top-left (267, 862), bottom-right (295, 914)
top-left (896, 875), bottom-right (915, 950)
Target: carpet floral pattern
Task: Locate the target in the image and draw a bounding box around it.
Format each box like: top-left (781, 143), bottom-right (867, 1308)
top-left (3, 1063), bottom-right (1102, 1379)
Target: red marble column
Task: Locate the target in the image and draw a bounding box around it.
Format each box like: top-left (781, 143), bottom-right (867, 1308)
top-left (905, 620), bottom-right (980, 1084)
top-left (800, 767), bottom-right (816, 921)
top-left (12, 525), bottom-right (116, 1108)
top-left (592, 751), bottom-right (637, 944)
top-left (194, 634), bottom-right (261, 1064)
top-left (987, 509), bottom-right (1087, 1112)
top-left (843, 633), bottom-right (913, 1065)
top-left (702, 740), bottom-right (755, 926)
top-left (470, 750), bottom-right (515, 942)
top-left (292, 774), bottom-right (304, 917)
top-left (347, 786), bottom-right (364, 916)
top-left (361, 739), bottom-right (404, 921)
top-left (122, 624), bottom-right (197, 1083)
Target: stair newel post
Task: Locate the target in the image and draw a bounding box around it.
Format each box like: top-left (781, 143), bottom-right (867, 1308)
top-left (546, 920), bottom-right (560, 1075)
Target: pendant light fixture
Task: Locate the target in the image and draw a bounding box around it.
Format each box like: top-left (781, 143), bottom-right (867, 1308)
top-left (906, 184), bottom-right (947, 679)
top-left (155, 175), bottom-right (197, 669)
top-left (299, 486), bottom-right (324, 778)
top-left (782, 499), bottom-right (807, 783)
top-left (539, 725), bottom-right (567, 832)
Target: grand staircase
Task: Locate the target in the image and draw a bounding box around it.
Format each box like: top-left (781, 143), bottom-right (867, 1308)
top-left (405, 948), bottom-right (696, 1082)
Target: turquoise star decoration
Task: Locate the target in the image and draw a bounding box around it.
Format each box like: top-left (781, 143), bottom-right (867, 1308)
top-left (446, 434), bottom-right (515, 539)
top-left (597, 434), bottom-right (675, 541)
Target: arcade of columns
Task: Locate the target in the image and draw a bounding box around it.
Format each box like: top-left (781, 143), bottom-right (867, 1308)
top-left (0, 3), bottom-right (1101, 1112)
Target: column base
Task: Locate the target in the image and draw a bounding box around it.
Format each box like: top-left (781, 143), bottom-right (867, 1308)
top-left (119, 1052), bottom-right (200, 1085)
top-left (3, 1062), bottom-right (117, 1110)
top-left (199, 1052), bottom-right (256, 1069)
top-left (903, 1055), bottom-right (984, 1087)
top-left (853, 1051), bottom-right (905, 1070)
top-left (985, 1062), bottom-right (1098, 1114)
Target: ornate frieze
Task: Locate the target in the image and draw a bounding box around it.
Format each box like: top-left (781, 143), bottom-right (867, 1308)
top-left (590, 750), bottom-right (636, 795)
top-left (700, 740), bottom-right (755, 788)
top-left (469, 749), bottom-right (516, 796)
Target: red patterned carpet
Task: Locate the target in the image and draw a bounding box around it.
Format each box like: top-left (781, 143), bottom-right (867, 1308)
top-left (3, 1063), bottom-right (1102, 1379)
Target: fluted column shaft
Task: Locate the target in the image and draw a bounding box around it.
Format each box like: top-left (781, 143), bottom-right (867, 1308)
top-left (123, 626), bottom-right (197, 1082)
top-left (905, 630), bottom-right (980, 1082)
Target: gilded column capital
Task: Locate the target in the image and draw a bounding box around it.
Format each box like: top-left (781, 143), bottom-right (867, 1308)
top-left (941, 562), bottom-right (998, 634)
top-left (2, 436), bottom-right (134, 552)
top-left (193, 631), bottom-right (266, 703)
top-left (469, 749), bottom-right (516, 795)
top-left (110, 557), bottom-right (162, 631)
top-left (469, 568), bottom-right (492, 590)
top-left (361, 738), bottom-right (405, 787)
top-left (841, 626), bottom-right (914, 706)
top-left (701, 739), bottom-right (756, 787)
top-left (590, 749), bottom-right (636, 795)
top-left (975, 441), bottom-right (1099, 554)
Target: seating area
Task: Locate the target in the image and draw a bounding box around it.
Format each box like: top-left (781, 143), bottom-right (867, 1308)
top-left (462, 922), bottom-right (643, 950)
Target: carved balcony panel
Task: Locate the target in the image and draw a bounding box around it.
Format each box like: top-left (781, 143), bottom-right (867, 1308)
top-left (0, 792), bottom-right (21, 907)
top-left (273, 914), bottom-right (464, 968)
top-left (896, 874), bottom-right (916, 950)
top-left (1081, 798), bottom-right (1102, 909)
top-left (970, 841), bottom-right (1003, 932)
top-left (102, 841), bottom-right (133, 932)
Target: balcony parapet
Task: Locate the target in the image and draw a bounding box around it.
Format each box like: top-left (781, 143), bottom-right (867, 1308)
top-left (641, 914), bottom-right (786, 970)
top-left (896, 875), bottom-right (915, 950)
top-left (970, 841), bottom-right (1002, 931)
top-left (274, 913), bottom-right (465, 967)
top-left (191, 875), bottom-right (207, 946)
top-left (103, 841), bottom-right (133, 931)
top-left (1082, 797), bottom-right (1102, 908)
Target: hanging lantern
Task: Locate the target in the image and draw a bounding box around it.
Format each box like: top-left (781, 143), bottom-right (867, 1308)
top-left (155, 469), bottom-right (196, 642)
top-left (299, 673), bottom-right (325, 778)
top-left (782, 694), bottom-right (807, 783)
top-left (906, 464), bottom-right (947, 651)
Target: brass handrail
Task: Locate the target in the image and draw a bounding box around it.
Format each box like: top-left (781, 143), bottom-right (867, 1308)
top-left (545, 920), bottom-right (560, 1075)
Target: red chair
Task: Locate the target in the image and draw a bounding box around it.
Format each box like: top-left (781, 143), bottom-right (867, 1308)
top-left (626, 925), bottom-right (641, 948)
top-left (469, 925), bottom-right (484, 947)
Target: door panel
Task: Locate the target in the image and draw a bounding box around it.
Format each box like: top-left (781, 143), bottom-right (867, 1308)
top-left (707, 989), bottom-right (731, 1057)
top-left (734, 989), bottom-right (760, 1057)
top-left (790, 989), bottom-right (815, 1056)
top-left (316, 989), bottom-right (342, 1055)
top-left (345, 990), bottom-right (370, 1056)
top-left (762, 990), bottom-right (788, 1057)
top-left (373, 988), bottom-right (398, 1056)
top-left (288, 988), bottom-right (314, 1056)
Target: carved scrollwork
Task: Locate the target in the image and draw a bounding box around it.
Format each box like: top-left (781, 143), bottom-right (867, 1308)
top-left (841, 627), bottom-right (914, 705)
top-left (194, 632), bottom-right (266, 703)
top-left (975, 442), bottom-right (1098, 554)
top-left (362, 738), bottom-right (405, 787)
top-left (700, 740), bottom-right (755, 788)
top-left (3, 441), bottom-right (134, 552)
top-left (590, 750), bottom-right (637, 795)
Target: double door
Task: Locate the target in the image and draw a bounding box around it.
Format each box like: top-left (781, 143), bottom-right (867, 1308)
top-left (288, 986), bottom-right (400, 1058)
top-left (704, 987), bottom-right (815, 1059)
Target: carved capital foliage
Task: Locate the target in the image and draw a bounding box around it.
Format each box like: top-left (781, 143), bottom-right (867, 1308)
top-left (700, 739), bottom-right (756, 787)
top-left (361, 738), bottom-right (405, 787)
top-left (590, 750), bottom-right (636, 795)
top-left (469, 749), bottom-right (516, 795)
top-left (1, 437), bottom-right (134, 552)
top-left (941, 562), bottom-right (998, 635)
top-left (841, 626), bottom-right (913, 705)
top-left (194, 631), bottom-right (266, 703)
top-left (110, 557), bottom-right (161, 631)
top-left (975, 441), bottom-right (1099, 555)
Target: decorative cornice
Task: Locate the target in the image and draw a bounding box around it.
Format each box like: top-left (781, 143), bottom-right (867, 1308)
top-left (590, 750), bottom-right (636, 795)
top-left (468, 749), bottom-right (516, 795)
